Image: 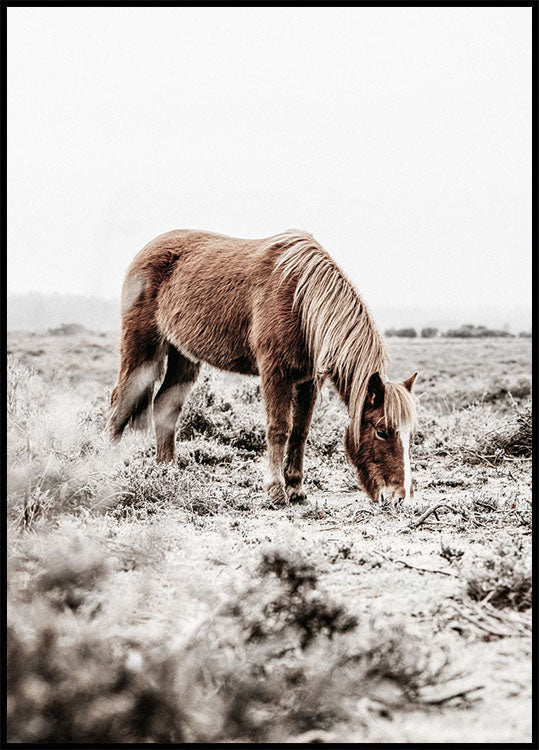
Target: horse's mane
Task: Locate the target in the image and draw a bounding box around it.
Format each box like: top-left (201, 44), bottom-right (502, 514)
top-left (264, 229), bottom-right (416, 443)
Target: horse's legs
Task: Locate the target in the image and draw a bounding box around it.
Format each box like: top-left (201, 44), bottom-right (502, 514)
top-left (284, 379), bottom-right (317, 503)
top-left (260, 365), bottom-right (294, 505)
top-left (154, 345), bottom-right (200, 463)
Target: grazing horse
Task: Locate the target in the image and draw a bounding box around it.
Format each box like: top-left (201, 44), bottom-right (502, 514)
top-left (109, 229), bottom-right (418, 505)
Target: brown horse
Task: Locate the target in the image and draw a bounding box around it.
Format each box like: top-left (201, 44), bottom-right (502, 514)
top-left (109, 229), bottom-right (418, 505)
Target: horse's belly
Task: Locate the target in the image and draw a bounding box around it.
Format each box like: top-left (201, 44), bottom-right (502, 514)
top-left (171, 338), bottom-right (258, 375)
top-left (156, 249), bottom-right (262, 375)
top-left (158, 304), bottom-right (258, 375)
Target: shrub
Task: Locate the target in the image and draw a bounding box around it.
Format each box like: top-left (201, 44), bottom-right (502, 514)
top-left (24, 536), bottom-right (109, 612)
top-left (47, 323), bottom-right (89, 336)
top-left (384, 327), bottom-right (417, 338)
top-left (420, 327), bottom-right (438, 338)
top-left (466, 539), bottom-right (531, 611)
top-left (7, 355), bottom-right (42, 420)
top-left (443, 324), bottom-right (514, 338)
top-left (464, 400), bottom-right (532, 464)
top-left (482, 377), bottom-right (531, 404)
top-left (179, 374), bottom-right (266, 454)
top-left (7, 626), bottom-right (188, 743)
top-left (111, 454), bottom-right (226, 517)
top-left (7, 549), bottom-right (450, 743)
top-left (306, 387), bottom-right (347, 460)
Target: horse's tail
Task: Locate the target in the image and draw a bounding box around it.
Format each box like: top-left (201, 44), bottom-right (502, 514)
top-left (108, 267), bottom-right (166, 441)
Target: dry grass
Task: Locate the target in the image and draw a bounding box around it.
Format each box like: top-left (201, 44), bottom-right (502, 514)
top-left (471, 399), bottom-right (532, 462)
top-left (466, 539), bottom-right (532, 612)
top-left (7, 544), bottom-right (453, 743)
top-left (6, 332), bottom-right (532, 743)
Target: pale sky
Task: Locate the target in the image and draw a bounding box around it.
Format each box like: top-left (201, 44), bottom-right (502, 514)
top-left (7, 7), bottom-right (532, 316)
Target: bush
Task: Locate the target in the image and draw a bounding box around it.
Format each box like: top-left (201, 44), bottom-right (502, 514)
top-left (179, 373), bottom-right (266, 454)
top-left (110, 452), bottom-right (254, 517)
top-left (47, 323), bottom-right (89, 336)
top-left (7, 626), bottom-right (189, 743)
top-left (443, 324), bottom-right (514, 338)
top-left (420, 327), bottom-right (438, 338)
top-left (463, 400), bottom-right (532, 464)
top-left (384, 327), bottom-right (417, 338)
top-left (306, 387), bottom-right (347, 460)
top-left (7, 549), bottom-right (449, 743)
top-left (466, 539), bottom-right (531, 611)
top-left (482, 377), bottom-right (531, 405)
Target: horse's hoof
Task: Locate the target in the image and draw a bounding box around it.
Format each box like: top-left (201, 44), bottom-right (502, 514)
top-left (286, 486), bottom-right (307, 504)
top-left (266, 483), bottom-right (289, 507)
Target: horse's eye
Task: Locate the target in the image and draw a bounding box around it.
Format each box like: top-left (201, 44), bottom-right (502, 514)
top-left (375, 429), bottom-right (388, 440)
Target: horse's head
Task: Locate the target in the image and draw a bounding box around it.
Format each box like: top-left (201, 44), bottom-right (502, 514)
top-left (345, 371), bottom-right (418, 503)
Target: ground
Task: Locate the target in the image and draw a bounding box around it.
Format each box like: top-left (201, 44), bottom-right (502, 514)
top-left (6, 331), bottom-right (532, 743)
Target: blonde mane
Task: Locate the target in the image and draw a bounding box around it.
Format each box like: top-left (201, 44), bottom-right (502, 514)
top-left (265, 230), bottom-right (416, 443)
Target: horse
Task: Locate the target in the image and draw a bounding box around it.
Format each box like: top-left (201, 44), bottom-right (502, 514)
top-left (108, 229), bottom-right (418, 505)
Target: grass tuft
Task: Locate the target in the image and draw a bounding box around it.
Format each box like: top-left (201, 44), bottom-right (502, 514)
top-left (466, 539), bottom-right (531, 611)
top-left (7, 548), bottom-right (451, 743)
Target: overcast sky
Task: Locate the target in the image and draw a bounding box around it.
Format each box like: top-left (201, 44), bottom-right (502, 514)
top-left (7, 7), bottom-right (532, 317)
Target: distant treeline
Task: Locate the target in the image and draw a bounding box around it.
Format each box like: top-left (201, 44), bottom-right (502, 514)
top-left (7, 293), bottom-right (120, 332)
top-left (385, 324), bottom-right (532, 339)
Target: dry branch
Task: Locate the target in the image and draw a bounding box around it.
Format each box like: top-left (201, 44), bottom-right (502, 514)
top-left (445, 600), bottom-right (531, 639)
top-left (418, 678), bottom-right (484, 705)
top-left (413, 502), bottom-right (459, 527)
top-left (373, 550), bottom-right (457, 578)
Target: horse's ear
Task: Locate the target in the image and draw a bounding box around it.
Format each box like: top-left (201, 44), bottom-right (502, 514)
top-left (366, 371), bottom-right (385, 408)
top-left (403, 372), bottom-right (418, 392)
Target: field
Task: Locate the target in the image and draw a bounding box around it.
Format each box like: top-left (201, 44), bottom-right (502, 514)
top-left (6, 331), bottom-right (532, 743)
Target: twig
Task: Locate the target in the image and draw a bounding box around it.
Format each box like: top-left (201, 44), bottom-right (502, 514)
top-left (479, 590), bottom-right (495, 606)
top-left (474, 500), bottom-right (497, 512)
top-left (451, 609), bottom-right (517, 638)
top-left (393, 558), bottom-right (456, 577)
top-left (418, 679), bottom-right (484, 705)
top-left (373, 550), bottom-right (457, 577)
top-left (413, 502), bottom-right (459, 527)
top-left (448, 601), bottom-right (531, 638)
top-left (315, 525), bottom-right (341, 531)
top-left (348, 508), bottom-right (377, 522)
top-left (469, 601), bottom-right (531, 631)
top-left (461, 448), bottom-right (498, 468)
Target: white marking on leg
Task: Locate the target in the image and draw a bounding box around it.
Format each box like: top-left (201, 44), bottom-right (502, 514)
top-left (154, 382), bottom-right (191, 430)
top-left (264, 438), bottom-right (287, 496)
top-left (400, 429), bottom-right (411, 502)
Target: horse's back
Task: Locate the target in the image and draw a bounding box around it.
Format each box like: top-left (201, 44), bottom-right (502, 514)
top-left (121, 229), bottom-right (306, 375)
top-left (129, 231), bottom-right (267, 373)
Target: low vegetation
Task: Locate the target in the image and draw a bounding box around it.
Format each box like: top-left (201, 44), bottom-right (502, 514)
top-left (6, 331), bottom-right (532, 743)
top-left (385, 323), bottom-right (527, 339)
top-left (384, 327), bottom-right (417, 338)
top-left (466, 539), bottom-right (531, 612)
top-left (8, 547), bottom-right (454, 743)
top-left (442, 324), bottom-right (514, 338)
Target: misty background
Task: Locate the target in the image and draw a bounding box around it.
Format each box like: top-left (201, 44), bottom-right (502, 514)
top-left (7, 7), bottom-right (532, 333)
